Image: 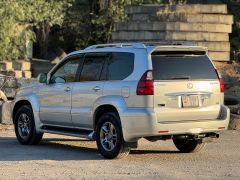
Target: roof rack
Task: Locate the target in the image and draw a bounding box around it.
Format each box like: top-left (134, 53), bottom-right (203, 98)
top-left (84, 43), bottom-right (146, 50)
top-left (84, 41), bottom-right (197, 50)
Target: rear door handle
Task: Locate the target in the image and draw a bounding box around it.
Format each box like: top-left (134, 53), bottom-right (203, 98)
top-left (64, 87), bottom-right (71, 92)
top-left (92, 86), bottom-right (101, 91)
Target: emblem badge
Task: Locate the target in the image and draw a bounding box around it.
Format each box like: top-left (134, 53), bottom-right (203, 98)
top-left (187, 83), bottom-right (193, 89)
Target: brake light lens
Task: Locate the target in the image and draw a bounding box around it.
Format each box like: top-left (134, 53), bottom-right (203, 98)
top-left (216, 69), bottom-right (224, 93)
top-left (219, 78), bottom-right (224, 93)
top-left (136, 70), bottom-right (154, 95)
top-left (159, 130), bottom-right (169, 133)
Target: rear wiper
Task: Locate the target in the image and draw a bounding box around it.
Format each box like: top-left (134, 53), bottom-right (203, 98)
top-left (167, 76), bottom-right (190, 80)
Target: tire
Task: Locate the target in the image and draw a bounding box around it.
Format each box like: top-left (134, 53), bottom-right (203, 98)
top-left (173, 138), bottom-right (205, 153)
top-left (96, 112), bottom-right (130, 159)
top-left (14, 105), bottom-right (43, 145)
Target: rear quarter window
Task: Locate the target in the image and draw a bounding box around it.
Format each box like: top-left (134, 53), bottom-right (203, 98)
top-left (107, 52), bottom-right (134, 80)
top-left (151, 55), bottom-right (218, 80)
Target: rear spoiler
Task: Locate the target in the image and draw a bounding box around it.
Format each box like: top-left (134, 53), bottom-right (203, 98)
top-left (149, 46), bottom-right (208, 55)
top-left (151, 50), bottom-right (206, 56)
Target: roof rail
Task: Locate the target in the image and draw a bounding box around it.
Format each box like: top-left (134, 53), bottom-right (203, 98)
top-left (84, 43), bottom-right (146, 50)
top-left (84, 42), bottom-right (197, 50)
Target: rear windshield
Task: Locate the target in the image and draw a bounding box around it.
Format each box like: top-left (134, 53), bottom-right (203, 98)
top-left (151, 55), bottom-right (218, 80)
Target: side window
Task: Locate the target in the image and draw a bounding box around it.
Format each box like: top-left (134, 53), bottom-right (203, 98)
top-left (50, 56), bottom-right (81, 83)
top-left (107, 52), bottom-right (134, 80)
top-left (80, 54), bottom-right (107, 82)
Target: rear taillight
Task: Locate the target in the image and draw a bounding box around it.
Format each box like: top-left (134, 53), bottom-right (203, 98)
top-left (216, 69), bottom-right (224, 93)
top-left (219, 78), bottom-right (224, 93)
top-left (136, 70), bottom-right (154, 95)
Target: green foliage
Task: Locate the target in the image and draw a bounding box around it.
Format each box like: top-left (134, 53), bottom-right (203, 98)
top-left (64, 0), bottom-right (165, 50)
top-left (0, 0), bottom-right (72, 61)
top-left (67, 0), bottom-right (187, 50)
top-left (91, 0), bottom-right (165, 45)
top-left (21, 0), bottom-right (71, 27)
top-left (0, 0), bottom-right (187, 60)
top-left (0, 1), bottom-right (32, 60)
top-left (25, 0), bottom-right (73, 58)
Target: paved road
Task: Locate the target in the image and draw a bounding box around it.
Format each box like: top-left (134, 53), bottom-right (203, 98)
top-left (0, 127), bottom-right (240, 180)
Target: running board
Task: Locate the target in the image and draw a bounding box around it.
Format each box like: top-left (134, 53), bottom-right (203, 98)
top-left (40, 125), bottom-right (95, 140)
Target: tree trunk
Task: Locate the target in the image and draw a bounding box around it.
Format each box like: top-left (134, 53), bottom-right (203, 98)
top-left (37, 21), bottom-right (50, 58)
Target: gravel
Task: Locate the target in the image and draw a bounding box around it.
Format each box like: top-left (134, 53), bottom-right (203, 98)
top-left (0, 126), bottom-right (240, 180)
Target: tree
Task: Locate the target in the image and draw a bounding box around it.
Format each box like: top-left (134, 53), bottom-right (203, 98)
top-left (90, 0), bottom-right (165, 45)
top-left (61, 0), bottom-right (165, 51)
top-left (22, 0), bottom-right (73, 58)
top-left (60, 0), bottom-right (95, 51)
top-left (50, 0), bottom-right (187, 53)
top-left (0, 0), bottom-right (72, 61)
top-left (0, 1), bottom-right (34, 61)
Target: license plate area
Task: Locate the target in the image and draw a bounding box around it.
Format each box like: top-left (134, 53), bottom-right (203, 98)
top-left (181, 95), bottom-right (199, 108)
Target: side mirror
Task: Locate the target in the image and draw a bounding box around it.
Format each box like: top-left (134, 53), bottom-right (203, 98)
top-left (37, 73), bottom-right (47, 83)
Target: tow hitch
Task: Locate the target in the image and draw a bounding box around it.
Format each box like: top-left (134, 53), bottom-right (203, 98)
top-left (173, 133), bottom-right (220, 143)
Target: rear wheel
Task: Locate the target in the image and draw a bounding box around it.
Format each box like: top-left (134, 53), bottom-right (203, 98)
top-left (173, 138), bottom-right (205, 153)
top-left (14, 105), bottom-right (43, 145)
top-left (96, 112), bottom-right (130, 159)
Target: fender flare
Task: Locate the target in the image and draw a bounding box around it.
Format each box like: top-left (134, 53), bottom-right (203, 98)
top-left (12, 94), bottom-right (42, 133)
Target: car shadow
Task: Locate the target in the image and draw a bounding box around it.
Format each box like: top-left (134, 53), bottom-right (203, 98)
top-left (130, 149), bottom-right (179, 154)
top-left (0, 136), bottom-right (179, 161)
top-left (0, 136), bottom-right (101, 161)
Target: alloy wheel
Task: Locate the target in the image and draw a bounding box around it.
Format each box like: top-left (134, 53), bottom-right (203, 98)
top-left (17, 113), bottom-right (31, 140)
top-left (100, 122), bottom-right (117, 151)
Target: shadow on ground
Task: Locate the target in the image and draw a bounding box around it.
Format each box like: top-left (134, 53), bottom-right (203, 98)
top-left (0, 136), bottom-right (179, 161)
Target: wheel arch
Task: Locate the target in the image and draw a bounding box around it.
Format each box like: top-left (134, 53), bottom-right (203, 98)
top-left (93, 102), bottom-right (138, 148)
top-left (93, 104), bottom-right (121, 130)
top-left (12, 94), bottom-right (41, 132)
top-left (12, 100), bottom-right (32, 123)
top-left (92, 96), bottom-right (128, 130)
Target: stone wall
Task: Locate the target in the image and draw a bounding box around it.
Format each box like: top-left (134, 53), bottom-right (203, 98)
top-left (0, 61), bottom-right (31, 78)
top-left (0, 58), bottom-right (55, 102)
top-left (0, 60), bottom-right (32, 99)
top-left (0, 76), bottom-right (38, 124)
top-left (112, 4), bottom-right (233, 62)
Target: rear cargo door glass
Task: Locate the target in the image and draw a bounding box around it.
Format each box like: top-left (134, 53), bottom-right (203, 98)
top-left (151, 55), bottom-right (218, 80)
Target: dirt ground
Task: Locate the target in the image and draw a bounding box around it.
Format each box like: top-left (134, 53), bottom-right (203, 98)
top-left (0, 126), bottom-right (240, 180)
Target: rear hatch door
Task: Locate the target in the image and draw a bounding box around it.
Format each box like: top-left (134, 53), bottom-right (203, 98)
top-left (151, 51), bottom-right (221, 123)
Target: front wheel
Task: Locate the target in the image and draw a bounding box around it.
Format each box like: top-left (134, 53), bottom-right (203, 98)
top-left (14, 105), bottom-right (43, 145)
top-left (173, 138), bottom-right (205, 153)
top-left (96, 112), bottom-right (130, 159)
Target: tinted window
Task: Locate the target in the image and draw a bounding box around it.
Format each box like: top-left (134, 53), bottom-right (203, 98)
top-left (107, 52), bottom-right (134, 80)
top-left (80, 55), bottom-right (106, 81)
top-left (50, 57), bottom-right (80, 83)
top-left (151, 55), bottom-right (218, 80)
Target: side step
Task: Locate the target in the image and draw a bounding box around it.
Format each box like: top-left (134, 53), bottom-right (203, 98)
top-left (40, 125), bottom-right (95, 140)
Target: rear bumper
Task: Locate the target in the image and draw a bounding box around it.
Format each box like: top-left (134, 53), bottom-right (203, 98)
top-left (121, 105), bottom-right (230, 142)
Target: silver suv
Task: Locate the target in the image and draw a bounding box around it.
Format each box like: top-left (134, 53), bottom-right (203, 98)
top-left (12, 43), bottom-right (230, 159)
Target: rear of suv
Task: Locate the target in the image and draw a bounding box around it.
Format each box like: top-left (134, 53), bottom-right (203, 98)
top-left (12, 43), bottom-right (230, 159)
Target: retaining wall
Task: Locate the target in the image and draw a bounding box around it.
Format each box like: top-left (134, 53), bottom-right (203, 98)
top-left (0, 61), bottom-right (31, 78)
top-left (112, 4), bottom-right (233, 62)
